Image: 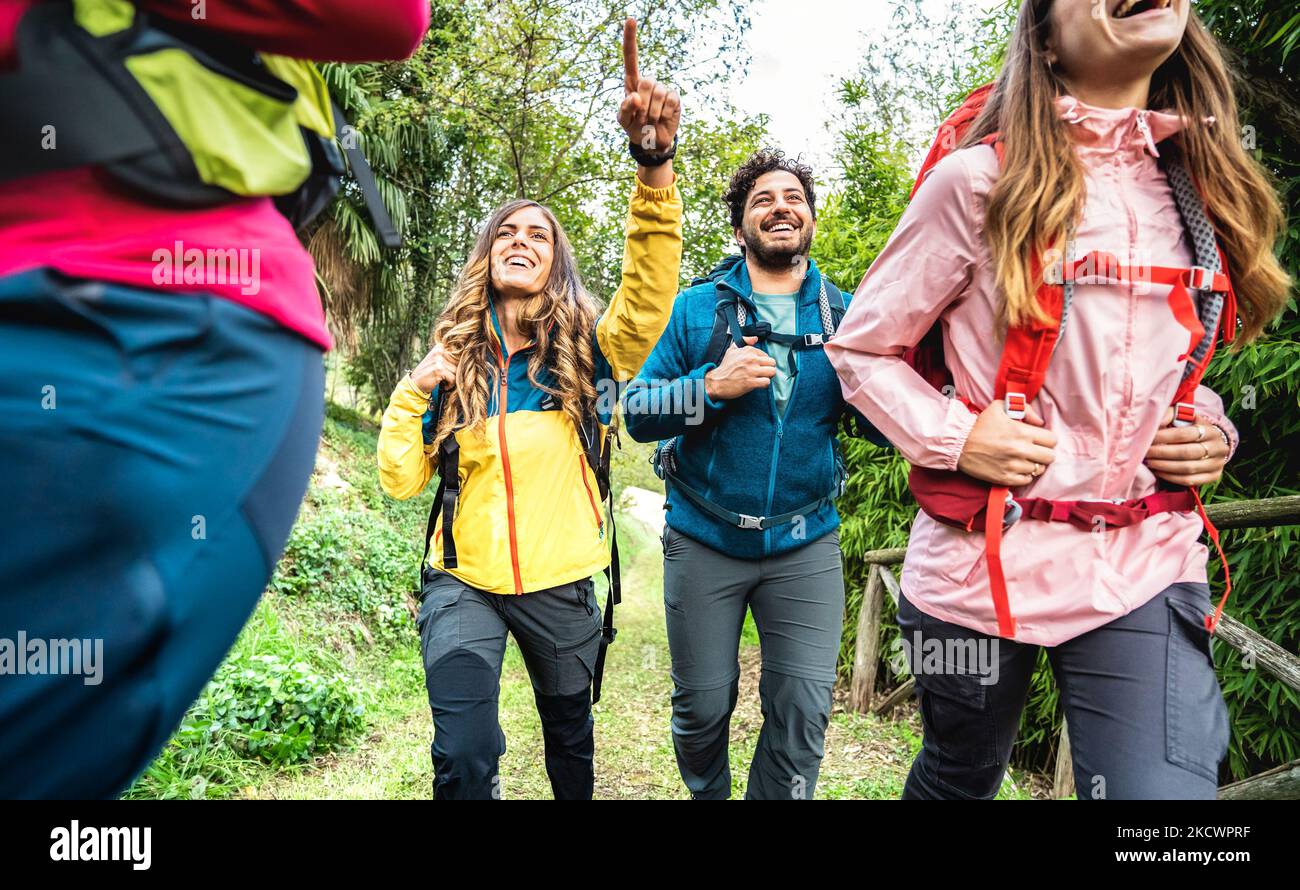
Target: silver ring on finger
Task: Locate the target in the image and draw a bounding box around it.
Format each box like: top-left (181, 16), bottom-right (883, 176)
top-left (1194, 424), bottom-right (1205, 442)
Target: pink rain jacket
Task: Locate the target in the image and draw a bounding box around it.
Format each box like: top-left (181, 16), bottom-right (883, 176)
top-left (825, 96), bottom-right (1239, 646)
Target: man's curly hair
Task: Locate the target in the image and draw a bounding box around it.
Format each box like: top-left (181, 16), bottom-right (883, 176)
top-left (723, 149), bottom-right (817, 230)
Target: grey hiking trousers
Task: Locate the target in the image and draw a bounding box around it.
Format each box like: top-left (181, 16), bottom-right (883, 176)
top-left (417, 567), bottom-right (604, 800)
top-left (661, 525), bottom-right (845, 800)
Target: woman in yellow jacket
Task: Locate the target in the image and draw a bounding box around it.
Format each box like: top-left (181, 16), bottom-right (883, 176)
top-left (377, 20), bottom-right (682, 799)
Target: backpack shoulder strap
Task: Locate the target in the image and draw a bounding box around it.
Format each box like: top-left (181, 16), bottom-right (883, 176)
top-left (579, 405), bottom-right (622, 704)
top-left (993, 250), bottom-right (1071, 413)
top-left (704, 289), bottom-right (754, 368)
top-left (1164, 157), bottom-right (1236, 408)
top-left (903, 83), bottom-right (999, 394)
top-left (418, 393), bottom-right (457, 593)
top-left (911, 82), bottom-right (996, 198)
top-left (819, 273), bottom-right (844, 336)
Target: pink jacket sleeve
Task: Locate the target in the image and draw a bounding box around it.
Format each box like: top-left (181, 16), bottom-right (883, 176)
top-left (1193, 383), bottom-right (1239, 460)
top-left (823, 150), bottom-right (983, 471)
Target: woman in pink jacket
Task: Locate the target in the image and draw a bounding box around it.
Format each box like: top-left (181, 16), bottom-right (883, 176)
top-left (826, 0), bottom-right (1291, 799)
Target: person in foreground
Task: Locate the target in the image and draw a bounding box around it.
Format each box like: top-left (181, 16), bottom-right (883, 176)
top-left (825, 0), bottom-right (1291, 799)
top-left (0, 0), bottom-right (428, 799)
top-left (624, 149), bottom-right (886, 799)
top-left (377, 19), bottom-right (683, 800)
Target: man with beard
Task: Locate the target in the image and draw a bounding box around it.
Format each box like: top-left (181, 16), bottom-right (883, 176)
top-left (622, 149), bottom-right (885, 799)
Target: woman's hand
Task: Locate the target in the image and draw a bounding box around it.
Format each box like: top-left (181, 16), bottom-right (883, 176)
top-left (409, 342), bottom-right (457, 396)
top-left (1144, 407), bottom-right (1230, 486)
top-left (957, 400), bottom-right (1058, 487)
top-left (617, 18), bottom-right (680, 189)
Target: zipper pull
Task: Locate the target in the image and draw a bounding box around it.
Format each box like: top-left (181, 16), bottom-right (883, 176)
top-left (1135, 111), bottom-right (1159, 158)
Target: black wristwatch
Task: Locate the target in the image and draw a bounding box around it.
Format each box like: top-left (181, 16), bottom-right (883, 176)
top-left (629, 134), bottom-right (678, 167)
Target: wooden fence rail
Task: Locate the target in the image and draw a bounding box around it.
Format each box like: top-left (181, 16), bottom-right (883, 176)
top-left (848, 495), bottom-right (1300, 799)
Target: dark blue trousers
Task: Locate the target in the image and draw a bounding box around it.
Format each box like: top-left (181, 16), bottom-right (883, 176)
top-left (899, 582), bottom-right (1231, 800)
top-left (0, 270), bottom-right (323, 799)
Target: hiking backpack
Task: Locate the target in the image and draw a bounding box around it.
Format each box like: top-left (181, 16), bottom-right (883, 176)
top-left (0, 0), bottom-right (398, 243)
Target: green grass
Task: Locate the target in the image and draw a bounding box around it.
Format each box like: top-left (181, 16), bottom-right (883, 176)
top-left (127, 402), bottom-right (1049, 800)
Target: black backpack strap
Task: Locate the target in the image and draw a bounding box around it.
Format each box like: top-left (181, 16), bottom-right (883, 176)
top-left (592, 504), bottom-right (619, 705)
top-left (417, 433), bottom-right (460, 598)
top-left (707, 271), bottom-right (843, 366)
top-left (663, 466), bottom-right (838, 531)
top-left (765, 330), bottom-right (828, 348)
top-left (416, 390), bottom-right (454, 595)
top-left (581, 408), bottom-right (621, 704)
top-left (331, 100), bottom-right (401, 248)
top-left (437, 436), bottom-right (460, 570)
top-left (704, 295), bottom-right (752, 367)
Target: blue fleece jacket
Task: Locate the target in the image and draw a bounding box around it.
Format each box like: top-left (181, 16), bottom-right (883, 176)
top-left (623, 256), bottom-right (885, 559)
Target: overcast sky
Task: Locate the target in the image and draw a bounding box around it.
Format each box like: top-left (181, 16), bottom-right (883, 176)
top-left (730, 0), bottom-right (1003, 172)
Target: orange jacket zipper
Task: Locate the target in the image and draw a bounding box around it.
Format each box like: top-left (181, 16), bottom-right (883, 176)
top-left (495, 350), bottom-right (524, 595)
top-left (578, 454), bottom-right (605, 538)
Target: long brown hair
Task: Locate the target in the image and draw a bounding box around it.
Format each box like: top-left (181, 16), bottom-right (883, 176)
top-left (966, 0), bottom-right (1291, 340)
top-left (429, 199), bottom-right (602, 452)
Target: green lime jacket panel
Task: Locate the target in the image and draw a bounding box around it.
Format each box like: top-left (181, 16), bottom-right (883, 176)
top-left (125, 50), bottom-right (312, 196)
top-left (70, 0), bottom-right (333, 198)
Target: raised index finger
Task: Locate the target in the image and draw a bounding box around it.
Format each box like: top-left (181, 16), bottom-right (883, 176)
top-left (623, 17), bottom-right (639, 95)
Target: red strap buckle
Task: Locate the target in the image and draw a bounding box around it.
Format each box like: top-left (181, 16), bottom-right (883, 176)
top-left (1004, 392), bottom-right (1027, 420)
top-left (1173, 402), bottom-right (1197, 427)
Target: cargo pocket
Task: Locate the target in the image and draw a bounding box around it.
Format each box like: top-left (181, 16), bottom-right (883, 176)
top-left (899, 594), bottom-right (1002, 793)
top-left (417, 570), bottom-right (466, 662)
top-left (555, 624), bottom-right (602, 696)
top-left (913, 665), bottom-right (999, 768)
top-left (1165, 592), bottom-right (1230, 783)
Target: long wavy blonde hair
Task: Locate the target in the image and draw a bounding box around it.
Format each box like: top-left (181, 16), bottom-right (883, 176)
top-left (966, 0), bottom-right (1291, 340)
top-left (428, 199), bottom-right (602, 452)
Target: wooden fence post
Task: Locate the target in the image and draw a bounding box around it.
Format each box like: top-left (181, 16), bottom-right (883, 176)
top-left (850, 568), bottom-right (885, 713)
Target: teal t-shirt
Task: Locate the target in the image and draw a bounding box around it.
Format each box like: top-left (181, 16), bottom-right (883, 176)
top-left (751, 291), bottom-right (799, 417)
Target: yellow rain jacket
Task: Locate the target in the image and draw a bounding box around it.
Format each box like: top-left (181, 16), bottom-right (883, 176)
top-left (378, 177), bottom-right (683, 594)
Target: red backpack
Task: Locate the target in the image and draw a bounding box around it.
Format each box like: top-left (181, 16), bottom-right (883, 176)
top-left (904, 84), bottom-right (1238, 638)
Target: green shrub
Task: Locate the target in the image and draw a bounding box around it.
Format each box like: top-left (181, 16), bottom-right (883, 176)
top-left (187, 653), bottom-right (365, 767)
top-left (127, 601), bottom-right (369, 798)
top-left (270, 500), bottom-right (415, 638)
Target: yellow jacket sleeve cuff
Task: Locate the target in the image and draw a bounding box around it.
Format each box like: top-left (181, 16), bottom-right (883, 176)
top-left (632, 172), bottom-right (680, 205)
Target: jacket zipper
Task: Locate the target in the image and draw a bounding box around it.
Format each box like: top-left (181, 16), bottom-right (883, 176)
top-left (495, 352), bottom-right (524, 595)
top-left (578, 454), bottom-right (605, 539)
top-left (752, 286), bottom-right (802, 555)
